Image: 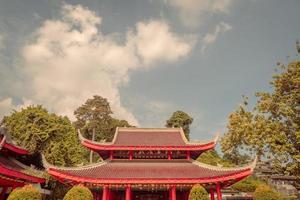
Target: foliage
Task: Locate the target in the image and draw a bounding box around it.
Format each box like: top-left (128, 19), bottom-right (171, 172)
top-left (74, 95), bottom-right (132, 142)
top-left (1, 105), bottom-right (86, 167)
top-left (197, 150), bottom-right (234, 167)
top-left (49, 181), bottom-right (70, 200)
top-left (7, 185), bottom-right (42, 200)
top-left (221, 61), bottom-right (300, 176)
top-left (63, 185), bottom-right (93, 200)
top-left (253, 184), bottom-right (282, 200)
top-left (188, 184), bottom-right (209, 200)
top-left (165, 110), bottom-right (193, 140)
top-left (232, 176), bottom-right (264, 192)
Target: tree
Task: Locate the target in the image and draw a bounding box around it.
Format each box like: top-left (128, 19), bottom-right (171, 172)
top-left (8, 185), bottom-right (42, 200)
top-left (63, 185), bottom-right (93, 200)
top-left (188, 184), bottom-right (209, 200)
top-left (253, 184), bottom-right (282, 200)
top-left (1, 105), bottom-right (86, 167)
top-left (232, 176), bottom-right (264, 193)
top-left (74, 95), bottom-right (132, 142)
top-left (74, 95), bottom-right (132, 162)
top-left (197, 150), bottom-right (234, 167)
top-left (166, 111), bottom-right (193, 140)
top-left (221, 60), bottom-right (300, 176)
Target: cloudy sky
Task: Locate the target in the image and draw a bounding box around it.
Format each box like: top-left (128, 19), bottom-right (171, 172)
top-left (0, 0), bottom-right (299, 140)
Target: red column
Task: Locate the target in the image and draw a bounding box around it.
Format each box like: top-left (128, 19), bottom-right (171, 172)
top-left (210, 188), bottom-right (215, 200)
top-left (169, 185), bottom-right (176, 200)
top-left (110, 150), bottom-right (113, 160)
top-left (102, 186), bottom-right (109, 200)
top-left (168, 151), bottom-right (172, 160)
top-left (0, 187), bottom-right (7, 200)
top-left (129, 151), bottom-right (133, 160)
top-left (186, 151), bottom-right (190, 160)
top-left (125, 185), bottom-right (131, 200)
top-left (216, 183), bottom-right (222, 200)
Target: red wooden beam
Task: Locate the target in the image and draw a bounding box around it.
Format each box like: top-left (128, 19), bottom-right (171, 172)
top-left (3, 143), bottom-right (28, 155)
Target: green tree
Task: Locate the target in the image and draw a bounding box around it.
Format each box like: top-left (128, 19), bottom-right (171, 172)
top-left (188, 184), bottom-right (209, 200)
top-left (166, 110), bottom-right (193, 140)
top-left (232, 176), bottom-right (264, 193)
top-left (221, 61), bottom-right (300, 176)
top-left (197, 150), bottom-right (234, 167)
top-left (63, 185), bottom-right (93, 200)
top-left (8, 185), bottom-right (42, 200)
top-left (253, 184), bottom-right (282, 200)
top-left (74, 95), bottom-right (131, 142)
top-left (1, 105), bottom-right (86, 167)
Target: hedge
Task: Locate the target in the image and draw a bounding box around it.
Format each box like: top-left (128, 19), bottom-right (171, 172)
top-left (63, 185), bottom-right (93, 200)
top-left (7, 185), bottom-right (42, 200)
top-left (189, 184), bottom-right (209, 200)
top-left (253, 184), bottom-right (282, 200)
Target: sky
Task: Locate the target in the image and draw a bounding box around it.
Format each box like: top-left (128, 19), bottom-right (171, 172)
top-left (0, 0), bottom-right (299, 141)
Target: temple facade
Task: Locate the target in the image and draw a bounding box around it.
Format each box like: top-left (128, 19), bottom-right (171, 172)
top-left (0, 131), bottom-right (45, 199)
top-left (44, 127), bottom-right (256, 200)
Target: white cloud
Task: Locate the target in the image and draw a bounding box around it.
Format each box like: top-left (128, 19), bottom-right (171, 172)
top-left (0, 98), bottom-right (14, 119)
top-left (201, 22), bottom-right (232, 52)
top-left (167, 0), bottom-right (233, 28)
top-left (19, 4), bottom-right (195, 125)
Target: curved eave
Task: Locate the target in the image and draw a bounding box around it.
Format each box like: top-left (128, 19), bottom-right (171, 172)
top-left (45, 158), bottom-right (256, 185)
top-left (79, 128), bottom-right (218, 152)
top-left (47, 168), bottom-right (252, 185)
top-left (2, 142), bottom-right (29, 155)
top-left (0, 165), bottom-right (45, 183)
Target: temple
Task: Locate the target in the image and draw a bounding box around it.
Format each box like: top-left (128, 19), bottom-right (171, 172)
top-left (0, 131), bottom-right (45, 199)
top-left (44, 127), bottom-right (256, 200)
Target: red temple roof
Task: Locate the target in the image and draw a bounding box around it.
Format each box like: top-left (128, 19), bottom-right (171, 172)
top-left (0, 155), bottom-right (45, 187)
top-left (43, 158), bottom-right (256, 186)
top-left (79, 127), bottom-right (218, 151)
top-left (0, 134), bottom-right (29, 155)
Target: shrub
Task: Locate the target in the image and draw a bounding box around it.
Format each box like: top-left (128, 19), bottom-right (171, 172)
top-left (189, 184), bottom-right (209, 200)
top-left (63, 185), bottom-right (93, 200)
top-left (253, 184), bottom-right (282, 200)
top-left (7, 185), bottom-right (42, 200)
top-left (232, 176), bottom-right (263, 192)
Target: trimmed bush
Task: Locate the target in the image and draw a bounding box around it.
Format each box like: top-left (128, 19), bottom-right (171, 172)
top-left (253, 184), bottom-right (282, 200)
top-left (189, 184), bottom-right (209, 200)
top-left (63, 185), bottom-right (93, 200)
top-left (232, 176), bottom-right (263, 192)
top-left (7, 185), bottom-right (41, 200)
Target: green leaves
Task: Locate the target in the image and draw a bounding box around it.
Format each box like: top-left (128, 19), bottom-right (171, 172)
top-left (165, 110), bottom-right (193, 140)
top-left (188, 184), bottom-right (209, 200)
top-left (1, 105), bottom-right (86, 167)
top-left (221, 61), bottom-right (300, 176)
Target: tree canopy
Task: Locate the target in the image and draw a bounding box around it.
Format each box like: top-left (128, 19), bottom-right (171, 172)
top-left (165, 110), bottom-right (193, 140)
top-left (1, 105), bottom-right (86, 167)
top-left (7, 185), bottom-right (42, 200)
top-left (221, 60), bottom-right (300, 176)
top-left (63, 185), bottom-right (93, 200)
top-left (74, 95), bottom-right (131, 142)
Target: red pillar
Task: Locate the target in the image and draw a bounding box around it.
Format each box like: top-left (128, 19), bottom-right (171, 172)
top-left (129, 151), bottom-right (133, 160)
top-left (102, 186), bottom-right (109, 200)
top-left (110, 151), bottom-right (113, 160)
top-left (0, 187), bottom-right (7, 200)
top-left (169, 185), bottom-right (176, 200)
top-left (168, 151), bottom-right (172, 160)
top-left (210, 188), bottom-right (215, 200)
top-left (125, 185), bottom-right (131, 200)
top-left (186, 151), bottom-right (190, 160)
top-left (216, 183), bottom-right (222, 200)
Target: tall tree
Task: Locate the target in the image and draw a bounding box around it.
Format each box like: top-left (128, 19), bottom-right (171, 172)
top-left (166, 111), bottom-right (193, 140)
top-left (1, 105), bottom-right (86, 167)
top-left (74, 95), bottom-right (132, 162)
top-left (221, 60), bottom-right (300, 176)
top-left (74, 95), bottom-right (132, 142)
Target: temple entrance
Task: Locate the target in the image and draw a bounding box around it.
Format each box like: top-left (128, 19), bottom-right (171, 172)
top-left (132, 191), bottom-right (168, 200)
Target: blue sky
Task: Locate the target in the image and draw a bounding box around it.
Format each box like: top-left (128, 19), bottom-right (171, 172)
top-left (0, 0), bottom-right (299, 140)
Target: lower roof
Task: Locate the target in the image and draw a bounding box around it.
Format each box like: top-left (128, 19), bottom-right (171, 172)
top-left (45, 159), bottom-right (256, 185)
top-left (0, 155), bottom-right (45, 185)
